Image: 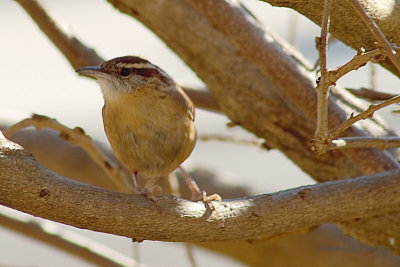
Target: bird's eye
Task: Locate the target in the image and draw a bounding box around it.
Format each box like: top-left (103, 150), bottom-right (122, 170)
top-left (121, 68), bottom-right (130, 77)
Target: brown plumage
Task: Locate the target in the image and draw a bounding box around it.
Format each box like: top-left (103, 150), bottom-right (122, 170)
top-left (77, 56), bottom-right (196, 179)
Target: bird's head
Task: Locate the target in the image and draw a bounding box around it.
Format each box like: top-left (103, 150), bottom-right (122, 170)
top-left (76, 56), bottom-right (175, 100)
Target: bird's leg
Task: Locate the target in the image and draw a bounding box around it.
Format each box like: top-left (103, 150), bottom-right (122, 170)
top-left (132, 171), bottom-right (140, 191)
top-left (178, 166), bottom-right (222, 214)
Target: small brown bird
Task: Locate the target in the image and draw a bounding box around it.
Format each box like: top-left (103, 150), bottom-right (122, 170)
top-left (76, 56), bottom-right (213, 201)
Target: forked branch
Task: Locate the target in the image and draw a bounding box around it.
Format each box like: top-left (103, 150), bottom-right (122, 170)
top-left (313, 0), bottom-right (400, 154)
top-left (4, 114), bottom-right (133, 193)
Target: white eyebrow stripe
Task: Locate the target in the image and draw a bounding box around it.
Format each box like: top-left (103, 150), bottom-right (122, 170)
top-left (118, 62), bottom-right (157, 69)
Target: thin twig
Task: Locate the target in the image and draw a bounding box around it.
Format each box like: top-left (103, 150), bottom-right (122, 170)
top-left (318, 0), bottom-right (332, 78)
top-left (312, 35), bottom-right (336, 71)
top-left (328, 48), bottom-right (385, 83)
top-left (313, 0), bottom-right (333, 149)
top-left (348, 0), bottom-right (400, 74)
top-left (4, 114), bottom-right (133, 193)
top-left (328, 95), bottom-right (400, 140)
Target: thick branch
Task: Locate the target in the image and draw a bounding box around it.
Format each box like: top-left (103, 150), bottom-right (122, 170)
top-left (2, 118), bottom-right (398, 264)
top-left (1, 134), bottom-right (400, 242)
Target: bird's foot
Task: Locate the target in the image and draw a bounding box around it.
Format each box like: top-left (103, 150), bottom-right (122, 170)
top-left (179, 166), bottom-right (222, 218)
top-left (134, 184), bottom-right (162, 203)
top-left (191, 190), bottom-right (222, 203)
top-left (192, 190), bottom-right (222, 218)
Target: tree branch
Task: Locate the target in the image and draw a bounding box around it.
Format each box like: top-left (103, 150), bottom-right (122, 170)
top-left (2, 118), bottom-right (398, 264)
top-left (261, 0), bottom-right (400, 77)
top-left (312, 12), bottom-right (395, 154)
top-left (348, 0), bottom-right (400, 74)
top-left (313, 0), bottom-right (333, 151)
top-left (329, 48), bottom-right (386, 83)
top-left (4, 114), bottom-right (133, 193)
top-left (1, 133), bottom-right (400, 243)
top-left (329, 95), bottom-right (400, 140)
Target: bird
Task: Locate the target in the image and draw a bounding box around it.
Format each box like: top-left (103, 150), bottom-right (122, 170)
top-left (76, 56), bottom-right (218, 202)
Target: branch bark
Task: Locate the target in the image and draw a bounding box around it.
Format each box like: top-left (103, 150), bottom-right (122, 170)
top-left (2, 120), bottom-right (399, 264)
top-left (1, 133), bottom-right (400, 243)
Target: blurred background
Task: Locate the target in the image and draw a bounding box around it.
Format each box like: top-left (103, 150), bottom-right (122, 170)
top-left (1, 0), bottom-right (399, 266)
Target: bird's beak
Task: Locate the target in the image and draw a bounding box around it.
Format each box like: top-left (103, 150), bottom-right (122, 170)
top-left (76, 66), bottom-right (111, 79)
